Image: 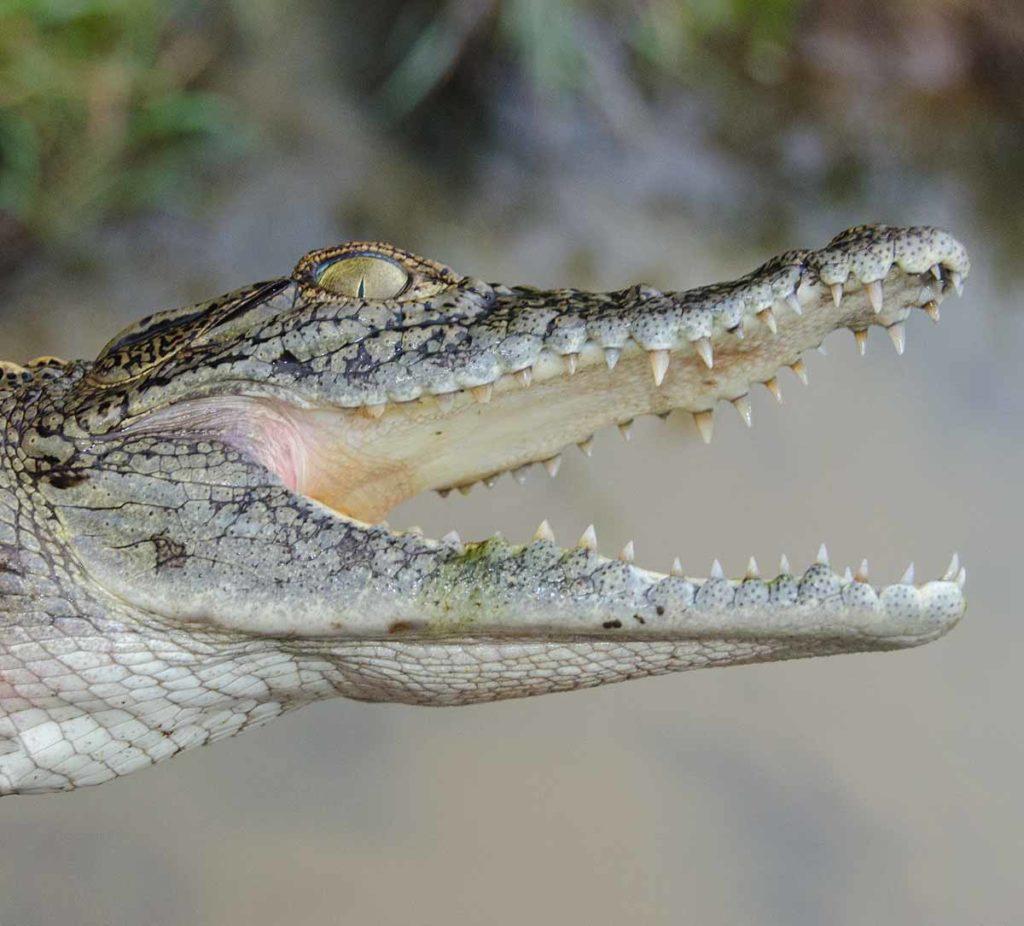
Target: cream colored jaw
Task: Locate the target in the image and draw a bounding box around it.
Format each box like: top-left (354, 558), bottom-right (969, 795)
top-left (287, 271), bottom-right (940, 526)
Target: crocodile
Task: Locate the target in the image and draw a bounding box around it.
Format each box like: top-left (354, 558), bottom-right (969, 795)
top-left (0, 224), bottom-right (969, 794)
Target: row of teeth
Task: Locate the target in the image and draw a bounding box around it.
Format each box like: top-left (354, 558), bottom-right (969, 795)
top-left (433, 295), bottom-right (942, 497)
top-left (358, 264), bottom-right (950, 424)
top-left (408, 520), bottom-right (966, 592)
top-left (352, 232), bottom-right (965, 412)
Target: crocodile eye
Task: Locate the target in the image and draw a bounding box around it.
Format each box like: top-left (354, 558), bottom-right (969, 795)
top-left (316, 254), bottom-right (410, 300)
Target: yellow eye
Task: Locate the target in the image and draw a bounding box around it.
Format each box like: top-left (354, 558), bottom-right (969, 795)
top-left (316, 254), bottom-right (410, 300)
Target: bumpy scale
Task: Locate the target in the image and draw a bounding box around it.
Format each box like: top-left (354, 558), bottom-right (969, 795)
top-left (0, 225), bottom-right (969, 793)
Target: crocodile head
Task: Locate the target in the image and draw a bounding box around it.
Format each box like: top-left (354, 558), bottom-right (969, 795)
top-left (0, 224), bottom-right (969, 792)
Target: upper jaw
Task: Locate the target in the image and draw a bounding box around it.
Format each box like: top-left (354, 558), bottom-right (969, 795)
top-left (259, 224), bottom-right (969, 523)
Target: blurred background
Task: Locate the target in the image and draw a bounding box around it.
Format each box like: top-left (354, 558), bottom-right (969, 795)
top-left (1, 0), bottom-right (1022, 923)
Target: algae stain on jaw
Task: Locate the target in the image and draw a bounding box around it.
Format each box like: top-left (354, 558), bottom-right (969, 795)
top-left (425, 538), bottom-right (517, 636)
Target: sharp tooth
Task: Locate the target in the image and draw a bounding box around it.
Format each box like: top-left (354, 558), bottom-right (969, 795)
top-left (604, 347), bottom-right (621, 370)
top-left (855, 559), bottom-right (869, 582)
top-left (829, 282), bottom-right (843, 307)
top-left (471, 383), bottom-right (493, 403)
top-left (694, 337), bottom-right (714, 368)
top-left (887, 323), bottom-right (906, 355)
top-left (943, 552), bottom-right (960, 581)
top-left (364, 403), bottom-right (386, 419)
top-left (565, 353), bottom-right (579, 375)
top-left (786, 293), bottom-right (803, 315)
top-left (817, 343), bottom-right (828, 356)
top-left (817, 543), bottom-right (829, 566)
top-left (671, 557), bottom-right (684, 577)
top-left (442, 530), bottom-right (462, 547)
top-left (865, 279), bottom-right (883, 313)
top-left (710, 559), bottom-right (725, 579)
top-left (649, 349), bottom-right (670, 386)
top-left (745, 556), bottom-right (760, 579)
top-left (618, 420), bottom-right (634, 441)
top-left (515, 368), bottom-right (533, 387)
top-left (779, 553), bottom-right (791, 574)
top-left (763, 377), bottom-right (783, 403)
top-left (924, 301), bottom-right (940, 323)
top-left (900, 562), bottom-right (915, 585)
top-left (731, 394), bottom-right (753, 427)
top-left (436, 488), bottom-right (451, 498)
top-left (853, 329), bottom-right (868, 355)
top-left (757, 308), bottom-right (778, 334)
top-left (483, 475), bottom-right (498, 488)
top-left (950, 271), bottom-right (964, 296)
top-left (930, 264), bottom-right (942, 280)
top-left (692, 409), bottom-right (714, 444)
top-left (437, 393), bottom-right (455, 412)
top-left (842, 566), bottom-right (853, 583)
top-left (577, 435), bottom-right (594, 456)
top-left (578, 524), bottom-right (598, 550)
top-left (789, 358), bottom-right (808, 385)
top-left (534, 519), bottom-right (556, 543)
top-left (544, 455), bottom-right (562, 478)
top-left (458, 484), bottom-right (474, 496)
top-left (956, 566), bottom-right (966, 589)
top-left (512, 465), bottom-right (530, 485)
top-left (618, 540), bottom-right (635, 563)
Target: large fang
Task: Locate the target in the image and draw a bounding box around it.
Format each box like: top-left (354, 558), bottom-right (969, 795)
top-left (471, 384), bottom-right (493, 404)
top-left (544, 456), bottom-right (562, 478)
top-left (865, 279), bottom-right (884, 313)
top-left (649, 349), bottom-right (670, 386)
top-left (694, 337), bottom-right (714, 369)
top-left (693, 409), bottom-right (714, 444)
top-left (887, 322), bottom-right (906, 355)
top-left (924, 301), bottom-right (940, 323)
top-left (534, 519), bottom-right (556, 543)
top-left (618, 420), bottom-right (634, 441)
top-left (578, 524), bottom-right (598, 550)
top-left (731, 394), bottom-right (753, 427)
top-left (829, 282), bottom-right (843, 307)
top-left (604, 348), bottom-right (621, 370)
top-left (618, 540), bottom-right (635, 563)
top-left (763, 377), bottom-right (783, 403)
top-left (757, 308), bottom-right (778, 334)
top-left (853, 329), bottom-right (868, 355)
top-left (789, 358), bottom-right (809, 385)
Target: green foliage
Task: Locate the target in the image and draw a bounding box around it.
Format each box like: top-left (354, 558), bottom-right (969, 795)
top-left (377, 0), bottom-right (806, 117)
top-left (0, 0), bottom-right (248, 241)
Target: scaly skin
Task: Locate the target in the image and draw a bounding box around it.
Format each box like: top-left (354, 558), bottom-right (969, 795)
top-left (0, 225), bottom-right (969, 794)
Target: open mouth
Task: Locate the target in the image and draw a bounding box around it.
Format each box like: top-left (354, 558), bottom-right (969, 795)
top-left (108, 225), bottom-right (969, 648)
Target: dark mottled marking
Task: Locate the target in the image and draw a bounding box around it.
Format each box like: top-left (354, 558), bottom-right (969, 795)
top-left (45, 472), bottom-right (89, 489)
